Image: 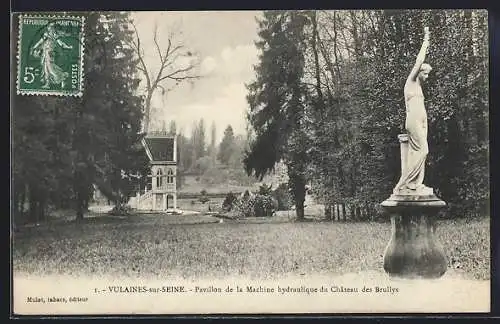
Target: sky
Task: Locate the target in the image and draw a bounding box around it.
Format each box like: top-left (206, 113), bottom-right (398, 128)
top-left (131, 11), bottom-right (262, 143)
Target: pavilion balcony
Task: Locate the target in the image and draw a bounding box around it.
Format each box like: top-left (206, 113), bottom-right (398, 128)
top-left (152, 183), bottom-right (176, 192)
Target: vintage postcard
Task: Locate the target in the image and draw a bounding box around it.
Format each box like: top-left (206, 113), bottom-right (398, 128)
top-left (11, 9), bottom-right (490, 315)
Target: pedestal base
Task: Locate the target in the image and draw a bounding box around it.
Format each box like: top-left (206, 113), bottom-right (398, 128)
top-left (381, 193), bottom-right (448, 279)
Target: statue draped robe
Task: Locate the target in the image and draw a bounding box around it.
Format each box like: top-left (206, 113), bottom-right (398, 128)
top-left (394, 82), bottom-right (429, 193)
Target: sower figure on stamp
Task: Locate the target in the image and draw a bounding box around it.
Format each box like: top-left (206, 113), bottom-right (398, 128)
top-left (394, 27), bottom-right (433, 194)
top-left (31, 22), bottom-right (73, 89)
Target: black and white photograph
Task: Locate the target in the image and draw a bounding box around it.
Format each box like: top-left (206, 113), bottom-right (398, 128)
top-left (11, 9), bottom-right (490, 315)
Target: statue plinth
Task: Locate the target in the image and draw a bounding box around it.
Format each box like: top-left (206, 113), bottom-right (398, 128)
top-left (380, 134), bottom-right (448, 279)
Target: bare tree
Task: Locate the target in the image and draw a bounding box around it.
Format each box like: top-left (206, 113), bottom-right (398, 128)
top-left (129, 20), bottom-right (201, 133)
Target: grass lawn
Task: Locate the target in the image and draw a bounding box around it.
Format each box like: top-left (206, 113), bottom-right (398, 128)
top-left (12, 213), bottom-right (490, 281)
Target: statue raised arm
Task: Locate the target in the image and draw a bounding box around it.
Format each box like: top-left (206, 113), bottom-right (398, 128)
top-left (407, 27), bottom-right (430, 83)
top-left (393, 27), bottom-right (433, 195)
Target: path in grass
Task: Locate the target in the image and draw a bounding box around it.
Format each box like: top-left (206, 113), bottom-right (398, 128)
top-left (12, 213), bottom-right (490, 281)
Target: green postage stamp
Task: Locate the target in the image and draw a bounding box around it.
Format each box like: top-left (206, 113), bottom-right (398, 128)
top-left (16, 14), bottom-right (85, 97)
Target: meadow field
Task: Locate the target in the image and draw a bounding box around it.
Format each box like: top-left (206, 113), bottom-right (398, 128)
top-left (12, 211), bottom-right (490, 281)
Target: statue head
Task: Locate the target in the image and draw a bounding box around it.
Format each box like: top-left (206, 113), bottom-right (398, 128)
top-left (418, 63), bottom-right (432, 82)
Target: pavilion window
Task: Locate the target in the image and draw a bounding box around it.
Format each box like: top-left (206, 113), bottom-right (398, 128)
top-left (167, 168), bottom-right (174, 184)
top-left (156, 169), bottom-right (163, 188)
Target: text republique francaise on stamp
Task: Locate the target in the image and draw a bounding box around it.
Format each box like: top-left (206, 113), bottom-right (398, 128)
top-left (16, 15), bottom-right (85, 97)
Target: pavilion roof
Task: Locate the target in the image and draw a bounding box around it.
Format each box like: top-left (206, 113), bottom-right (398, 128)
top-left (142, 132), bottom-right (175, 162)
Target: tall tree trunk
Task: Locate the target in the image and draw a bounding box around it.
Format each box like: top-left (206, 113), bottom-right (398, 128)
top-left (23, 184), bottom-right (28, 214)
top-left (290, 172), bottom-right (306, 221)
top-left (294, 188), bottom-right (305, 220)
top-left (74, 173), bottom-right (89, 221)
top-left (310, 11), bottom-right (324, 108)
top-left (332, 11), bottom-right (342, 86)
top-left (28, 185), bottom-right (38, 223)
top-left (39, 198), bottom-right (46, 222)
top-left (462, 10), bottom-right (474, 142)
top-left (296, 204), bottom-right (305, 220)
top-left (349, 11), bottom-right (362, 59)
top-left (143, 93), bottom-right (152, 133)
top-left (19, 184), bottom-right (27, 217)
top-left (325, 204), bottom-right (332, 220)
top-left (76, 190), bottom-right (85, 221)
top-left (13, 181), bottom-right (20, 218)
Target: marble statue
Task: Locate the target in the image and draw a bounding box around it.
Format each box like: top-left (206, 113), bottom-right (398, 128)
top-left (394, 27), bottom-right (433, 195)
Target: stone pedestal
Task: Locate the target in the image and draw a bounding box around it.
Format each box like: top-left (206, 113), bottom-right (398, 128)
top-left (380, 134), bottom-right (448, 279)
top-left (381, 194), bottom-right (448, 279)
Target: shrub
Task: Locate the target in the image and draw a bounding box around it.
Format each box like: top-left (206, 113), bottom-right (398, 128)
top-left (199, 189), bottom-right (210, 204)
top-left (232, 190), bottom-right (278, 218)
top-left (272, 183), bottom-right (292, 211)
top-left (258, 183), bottom-right (273, 195)
top-left (233, 194), bottom-right (255, 218)
top-left (199, 196), bottom-right (210, 204)
top-left (108, 204), bottom-right (132, 216)
top-left (253, 194), bottom-right (278, 217)
top-left (222, 191), bottom-right (237, 211)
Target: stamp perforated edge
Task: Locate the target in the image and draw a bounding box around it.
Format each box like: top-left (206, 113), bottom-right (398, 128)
top-left (16, 14), bottom-right (86, 97)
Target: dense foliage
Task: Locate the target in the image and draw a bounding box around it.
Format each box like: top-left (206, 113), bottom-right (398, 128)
top-left (246, 10), bottom-right (488, 219)
top-left (12, 10), bottom-right (488, 224)
top-left (12, 12), bottom-right (148, 222)
top-left (245, 11), bottom-right (311, 219)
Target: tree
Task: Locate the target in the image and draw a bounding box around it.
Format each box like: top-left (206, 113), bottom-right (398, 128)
top-left (177, 130), bottom-right (193, 172)
top-left (207, 121), bottom-right (217, 162)
top-left (12, 95), bottom-right (71, 223)
top-left (168, 120), bottom-right (177, 136)
top-left (196, 118), bottom-right (206, 158)
top-left (12, 14), bottom-right (75, 222)
top-left (191, 156), bottom-right (214, 175)
top-left (228, 135), bottom-right (247, 169)
top-left (175, 129), bottom-right (190, 188)
top-left (12, 12), bottom-right (148, 222)
top-left (306, 9), bottom-right (488, 219)
top-left (217, 125), bottom-right (236, 165)
top-left (129, 19), bottom-right (201, 132)
top-left (306, 10), bottom-right (380, 213)
top-left (244, 11), bottom-right (310, 220)
top-left (189, 118), bottom-right (206, 169)
top-left (71, 12), bottom-right (147, 219)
